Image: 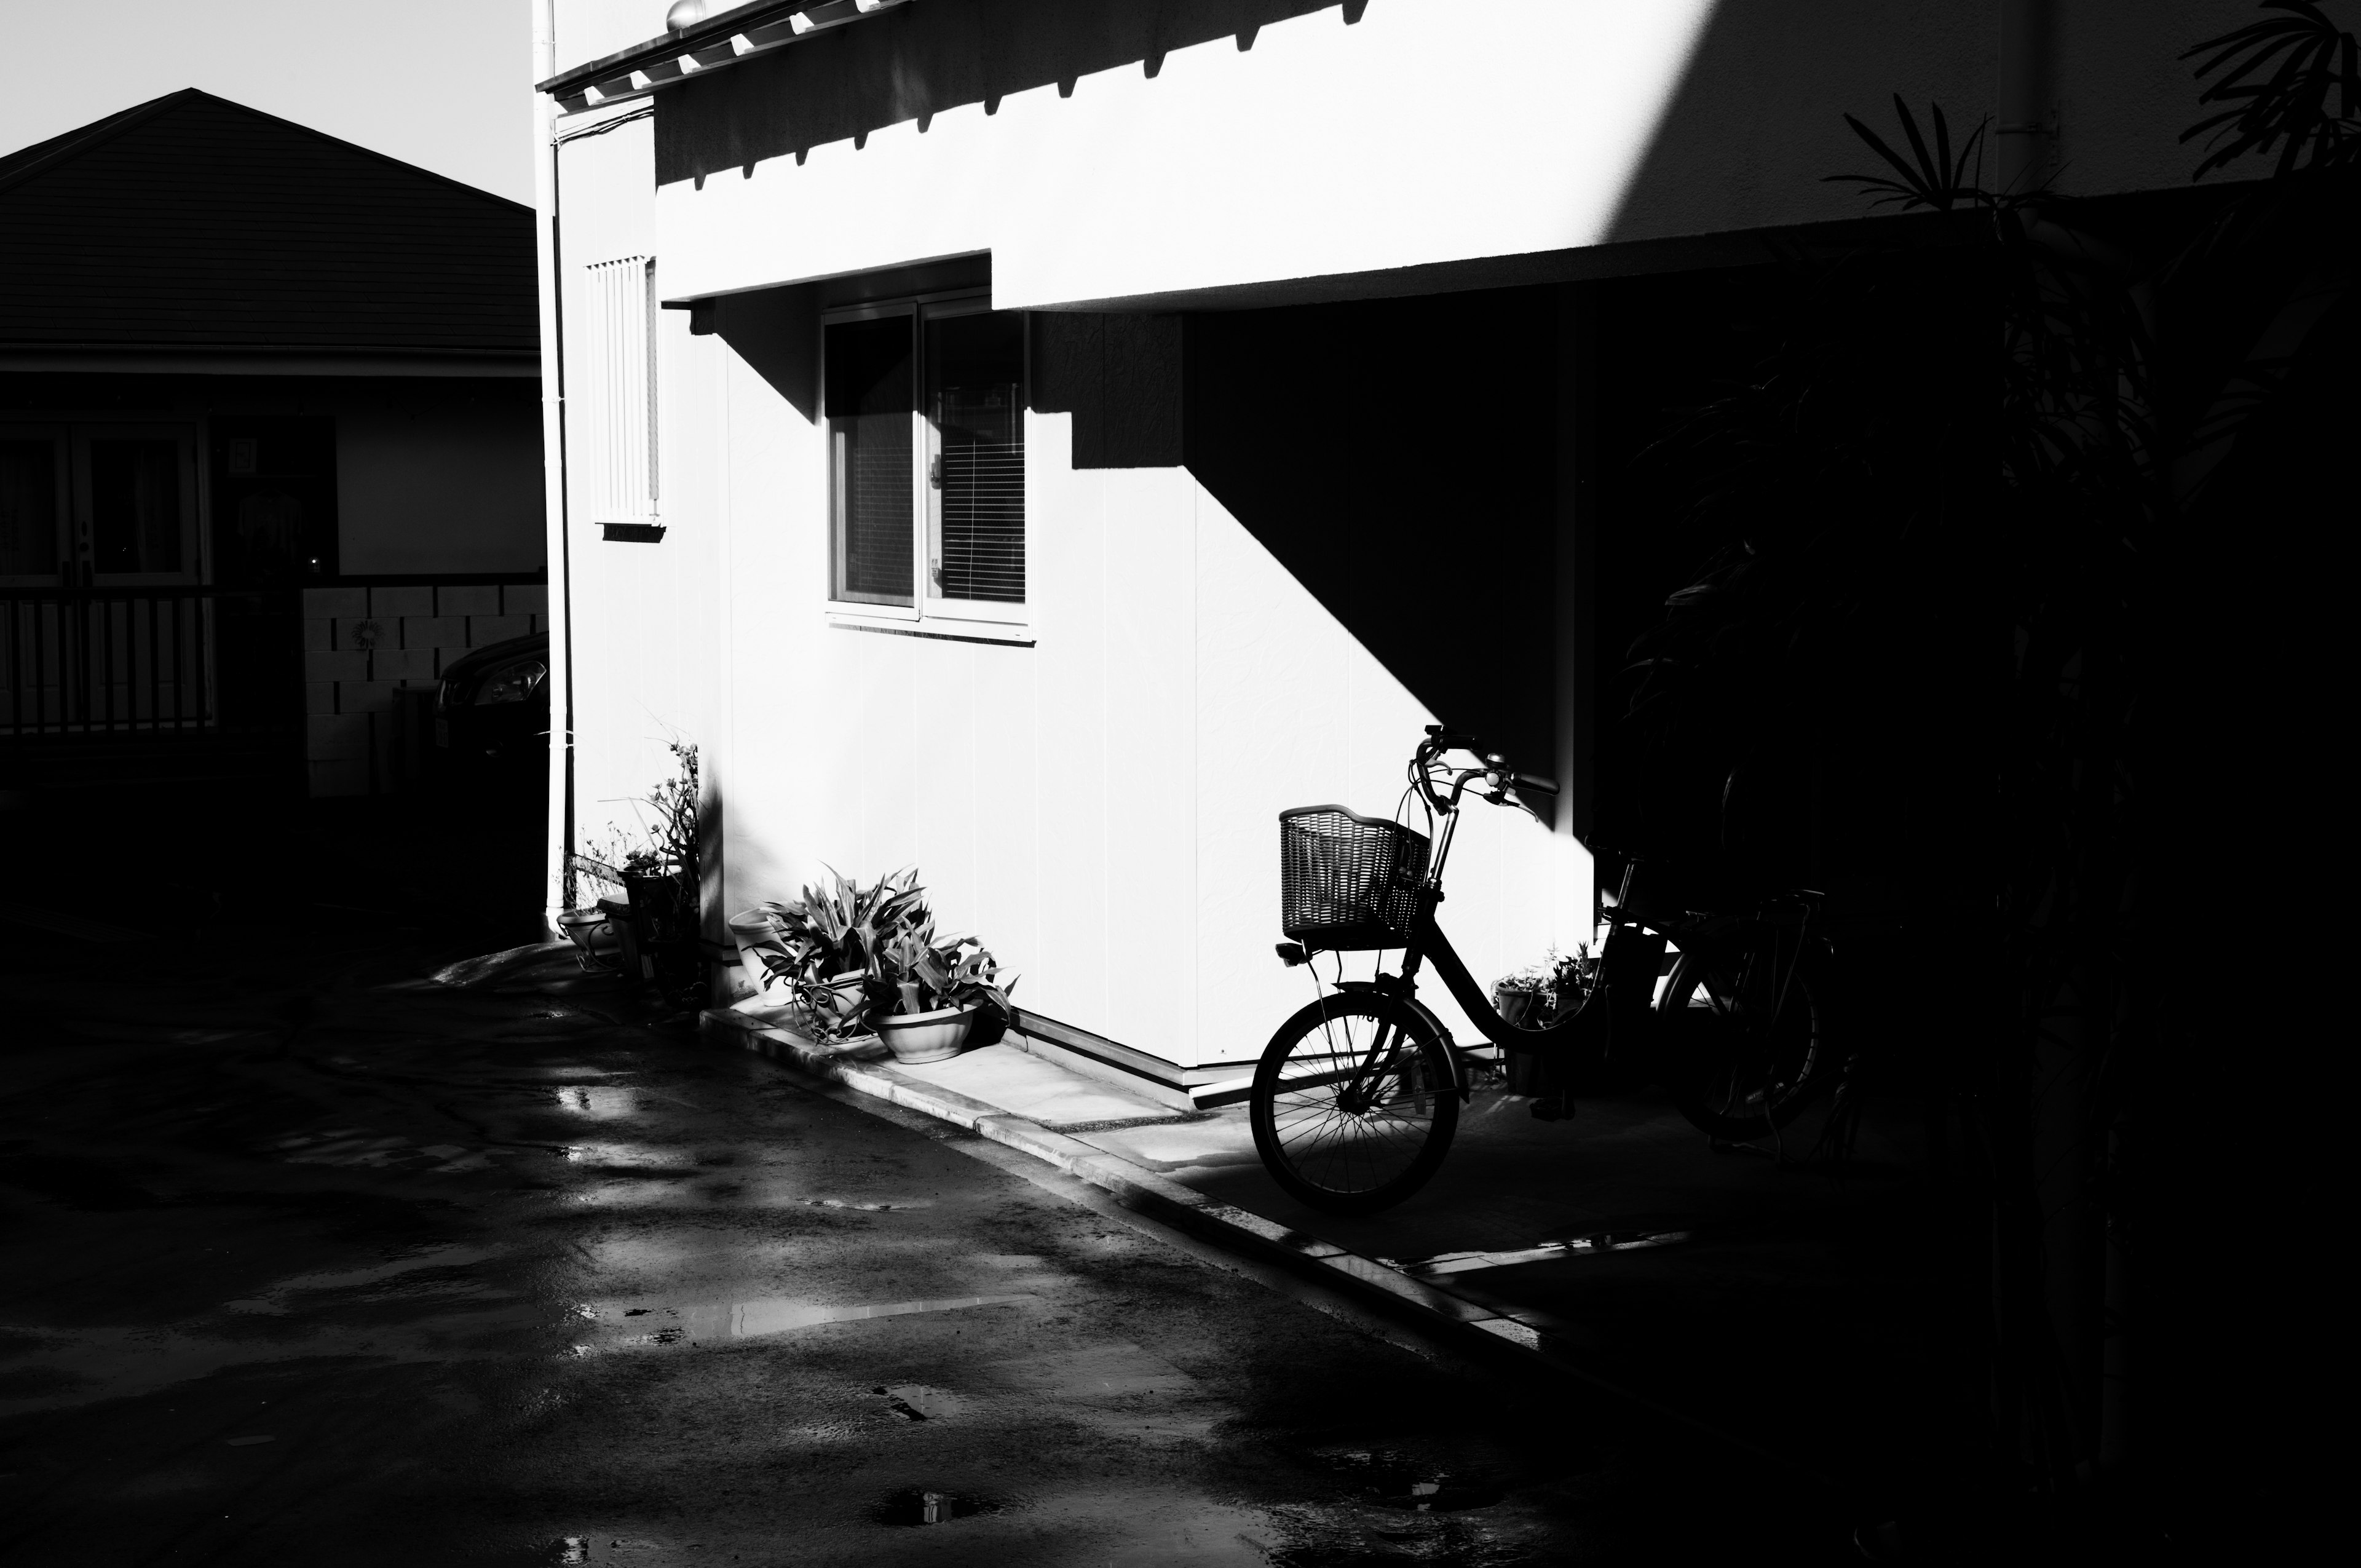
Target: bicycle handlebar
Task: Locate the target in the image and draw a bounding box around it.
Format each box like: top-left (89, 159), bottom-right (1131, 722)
top-left (1413, 727), bottom-right (1556, 817)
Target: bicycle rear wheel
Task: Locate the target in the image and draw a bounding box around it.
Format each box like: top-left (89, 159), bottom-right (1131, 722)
top-left (1249, 994), bottom-right (1458, 1215)
top-left (1662, 932), bottom-right (1830, 1142)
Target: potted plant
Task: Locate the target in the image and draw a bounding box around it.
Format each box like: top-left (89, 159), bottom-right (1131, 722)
top-left (872, 925), bottom-right (1017, 1065)
top-left (571, 742), bottom-right (703, 996)
top-left (732, 868), bottom-right (928, 1041)
top-left (1492, 966), bottom-right (1551, 1028)
top-left (556, 905), bottom-right (622, 972)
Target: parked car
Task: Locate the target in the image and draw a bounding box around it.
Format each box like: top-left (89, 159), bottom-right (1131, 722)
top-left (435, 632), bottom-right (549, 769)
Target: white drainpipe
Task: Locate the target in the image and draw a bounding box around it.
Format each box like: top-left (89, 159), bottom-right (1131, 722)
top-left (533, 0), bottom-right (575, 937)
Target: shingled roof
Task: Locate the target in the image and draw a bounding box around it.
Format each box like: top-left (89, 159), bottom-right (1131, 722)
top-left (0, 89), bottom-right (536, 360)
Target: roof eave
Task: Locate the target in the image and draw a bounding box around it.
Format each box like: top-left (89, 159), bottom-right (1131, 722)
top-left (536, 0), bottom-right (912, 114)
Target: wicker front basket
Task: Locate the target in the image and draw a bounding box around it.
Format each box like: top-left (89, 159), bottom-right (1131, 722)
top-left (1278, 805), bottom-right (1430, 951)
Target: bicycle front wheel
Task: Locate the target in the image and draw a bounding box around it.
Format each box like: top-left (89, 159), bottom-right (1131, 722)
top-left (1249, 994), bottom-right (1459, 1215)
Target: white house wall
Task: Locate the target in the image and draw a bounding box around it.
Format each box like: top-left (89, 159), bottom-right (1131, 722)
top-left (646, 0), bottom-right (2259, 314)
top-left (656, 0), bottom-right (1722, 308)
top-left (543, 0), bottom-right (2265, 1072)
top-left (697, 340), bottom-right (1584, 1068)
top-left (539, 101), bottom-right (1584, 1066)
top-left (556, 113), bottom-right (730, 880)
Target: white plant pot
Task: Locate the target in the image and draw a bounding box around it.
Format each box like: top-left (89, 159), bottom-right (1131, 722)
top-left (818, 970), bottom-right (869, 1023)
top-left (726, 908), bottom-right (793, 1002)
top-left (874, 1004), bottom-right (979, 1065)
top-left (556, 907), bottom-right (621, 970)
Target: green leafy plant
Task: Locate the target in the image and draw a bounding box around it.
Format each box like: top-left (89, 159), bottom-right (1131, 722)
top-left (878, 927), bottom-right (1018, 1021)
top-left (738, 868), bottom-right (931, 1038)
top-left (738, 868), bottom-right (1016, 1037)
top-left (568, 741), bottom-right (701, 909)
top-left (1495, 944), bottom-right (1595, 1020)
top-left (1609, 1), bottom-right (2359, 1530)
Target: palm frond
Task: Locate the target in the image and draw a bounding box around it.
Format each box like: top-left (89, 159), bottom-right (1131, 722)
top-left (2182, 1), bottom-right (2360, 177)
top-left (1825, 96), bottom-right (1990, 210)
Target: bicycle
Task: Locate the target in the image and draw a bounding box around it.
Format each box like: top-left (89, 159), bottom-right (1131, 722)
top-left (1247, 726), bottom-right (1837, 1214)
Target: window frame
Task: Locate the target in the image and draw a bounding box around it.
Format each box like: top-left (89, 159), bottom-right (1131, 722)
top-left (75, 426), bottom-right (202, 587)
top-left (821, 290), bottom-right (1030, 638)
top-left (0, 422), bottom-right (71, 588)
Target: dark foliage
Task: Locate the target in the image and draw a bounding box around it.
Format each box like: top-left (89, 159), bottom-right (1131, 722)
top-left (1612, 2), bottom-right (2357, 1548)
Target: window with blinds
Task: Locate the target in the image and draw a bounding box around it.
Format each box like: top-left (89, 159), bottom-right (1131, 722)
top-left (824, 298), bottom-right (1026, 624)
top-left (927, 310), bottom-right (1025, 606)
top-left (825, 314), bottom-right (916, 606)
top-left (585, 256), bottom-right (657, 525)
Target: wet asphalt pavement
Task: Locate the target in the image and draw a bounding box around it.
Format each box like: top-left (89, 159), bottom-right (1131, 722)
top-left (0, 799), bottom-right (1855, 1567)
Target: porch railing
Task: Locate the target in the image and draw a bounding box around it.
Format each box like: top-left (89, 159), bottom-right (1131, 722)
top-left (0, 588), bottom-right (281, 738)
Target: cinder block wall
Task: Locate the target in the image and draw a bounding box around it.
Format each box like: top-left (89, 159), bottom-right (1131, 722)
top-left (301, 582), bottom-right (548, 796)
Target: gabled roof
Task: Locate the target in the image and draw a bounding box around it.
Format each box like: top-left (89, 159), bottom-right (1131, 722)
top-left (0, 89), bottom-right (536, 359)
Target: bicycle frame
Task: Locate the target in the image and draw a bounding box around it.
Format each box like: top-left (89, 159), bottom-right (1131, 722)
top-left (1396, 880), bottom-right (1667, 1061)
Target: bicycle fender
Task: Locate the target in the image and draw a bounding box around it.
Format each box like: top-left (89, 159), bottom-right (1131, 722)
top-left (1390, 994), bottom-right (1467, 1099)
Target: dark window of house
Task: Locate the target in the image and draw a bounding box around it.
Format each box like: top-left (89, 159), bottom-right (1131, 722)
top-left (0, 439), bottom-right (60, 576)
top-left (928, 310), bottom-right (1025, 604)
top-left (825, 314), bottom-right (916, 606)
top-left (208, 417), bottom-right (338, 587)
top-left (90, 438), bottom-right (181, 574)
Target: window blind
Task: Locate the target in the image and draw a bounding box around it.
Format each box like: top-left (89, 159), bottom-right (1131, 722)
top-left (927, 310), bottom-right (1025, 606)
top-left (934, 384), bottom-right (1024, 603)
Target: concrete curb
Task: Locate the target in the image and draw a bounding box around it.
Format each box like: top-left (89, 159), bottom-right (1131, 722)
top-left (698, 1005), bottom-right (1825, 1481)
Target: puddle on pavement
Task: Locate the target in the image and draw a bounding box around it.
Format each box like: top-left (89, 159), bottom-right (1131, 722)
top-left (799, 1197), bottom-right (932, 1212)
top-left (869, 1486), bottom-right (1009, 1526)
top-left (1311, 1449), bottom-right (1505, 1513)
top-left (587, 1293), bottom-right (1037, 1349)
top-left (563, 1142), bottom-right (695, 1171)
top-left (552, 1086), bottom-right (638, 1119)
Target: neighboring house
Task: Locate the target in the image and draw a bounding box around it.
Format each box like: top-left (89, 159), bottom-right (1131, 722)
top-left (532, 0), bottom-right (2250, 1103)
top-left (0, 89), bottom-right (547, 798)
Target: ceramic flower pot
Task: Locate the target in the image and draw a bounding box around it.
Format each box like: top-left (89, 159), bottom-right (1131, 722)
top-left (726, 908), bottom-right (791, 1002)
top-left (556, 906), bottom-right (620, 972)
top-left (817, 970), bottom-right (870, 1025)
top-left (874, 1003), bottom-right (979, 1065)
top-left (1493, 988), bottom-right (1540, 1028)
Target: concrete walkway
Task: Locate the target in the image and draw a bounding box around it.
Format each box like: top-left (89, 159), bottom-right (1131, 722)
top-left (702, 992), bottom-right (1928, 1510)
